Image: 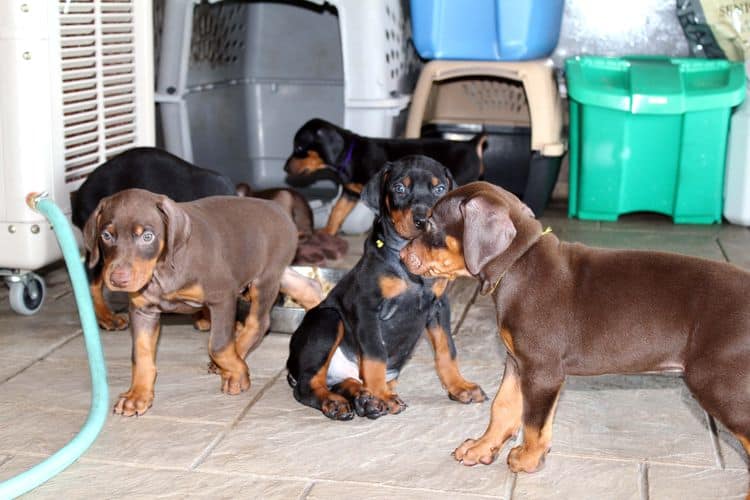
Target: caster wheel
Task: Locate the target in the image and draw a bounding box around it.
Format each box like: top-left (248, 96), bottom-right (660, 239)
top-left (9, 273), bottom-right (46, 315)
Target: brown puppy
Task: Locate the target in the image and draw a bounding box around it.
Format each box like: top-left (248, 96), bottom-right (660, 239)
top-left (400, 181), bottom-right (750, 493)
top-left (84, 188), bottom-right (302, 416)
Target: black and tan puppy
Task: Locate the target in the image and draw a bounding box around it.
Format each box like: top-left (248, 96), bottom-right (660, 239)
top-left (73, 147), bottom-right (322, 330)
top-left (84, 188), bottom-right (306, 416)
top-left (400, 181), bottom-right (750, 495)
top-left (286, 155), bottom-right (485, 420)
top-left (284, 118), bottom-right (485, 236)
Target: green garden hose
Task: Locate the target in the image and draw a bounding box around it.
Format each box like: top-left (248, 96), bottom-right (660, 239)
top-left (0, 193), bottom-right (109, 499)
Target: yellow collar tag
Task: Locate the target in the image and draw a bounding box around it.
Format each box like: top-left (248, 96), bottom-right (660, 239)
top-left (376, 239), bottom-right (384, 248)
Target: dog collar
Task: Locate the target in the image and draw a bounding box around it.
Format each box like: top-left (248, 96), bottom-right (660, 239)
top-left (487, 226), bottom-right (553, 294)
top-left (333, 140), bottom-right (356, 181)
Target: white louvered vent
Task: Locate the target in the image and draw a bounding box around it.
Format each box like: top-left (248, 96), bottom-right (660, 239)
top-left (59, 0), bottom-right (139, 184)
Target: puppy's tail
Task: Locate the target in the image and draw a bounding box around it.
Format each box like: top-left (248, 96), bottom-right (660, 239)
top-left (473, 133), bottom-right (488, 178)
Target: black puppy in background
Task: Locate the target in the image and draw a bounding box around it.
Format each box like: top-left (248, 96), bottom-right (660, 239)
top-left (284, 118), bottom-right (486, 237)
top-left (286, 155), bottom-right (485, 420)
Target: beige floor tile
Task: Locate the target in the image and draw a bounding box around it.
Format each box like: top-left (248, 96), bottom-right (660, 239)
top-left (0, 357), bottom-right (36, 384)
top-left (557, 227), bottom-right (725, 260)
top-left (0, 405), bottom-right (222, 469)
top-left (715, 421), bottom-right (750, 471)
top-left (718, 226), bottom-right (750, 270)
top-left (198, 378), bottom-right (512, 497)
top-left (0, 316), bottom-right (80, 359)
top-left (0, 356), bottom-right (275, 424)
top-left (0, 455), bottom-right (307, 499)
top-left (307, 480), bottom-right (498, 499)
top-left (513, 454), bottom-right (641, 500)
top-left (550, 375), bottom-right (716, 467)
top-left (648, 463), bottom-right (748, 500)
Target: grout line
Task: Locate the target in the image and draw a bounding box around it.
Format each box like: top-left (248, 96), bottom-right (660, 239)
top-left (705, 411), bottom-right (726, 469)
top-left (52, 288), bottom-right (74, 300)
top-left (503, 470), bottom-right (517, 500)
top-left (298, 481), bottom-right (315, 500)
top-left (0, 454), bottom-right (14, 469)
top-left (188, 369), bottom-right (284, 471)
top-left (59, 452), bottom-right (503, 498)
top-left (453, 282), bottom-right (480, 337)
top-left (503, 432), bottom-right (523, 499)
top-left (638, 460), bottom-right (649, 500)
top-left (715, 237), bottom-right (731, 263)
top-left (0, 329), bottom-right (82, 384)
top-left (546, 450), bottom-right (746, 470)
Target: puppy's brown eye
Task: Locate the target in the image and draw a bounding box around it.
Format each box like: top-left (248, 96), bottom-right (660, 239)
top-left (101, 230), bottom-right (113, 242)
top-left (141, 230), bottom-right (155, 243)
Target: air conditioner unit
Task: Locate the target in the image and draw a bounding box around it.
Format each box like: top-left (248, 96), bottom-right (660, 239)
top-left (0, 0), bottom-right (155, 314)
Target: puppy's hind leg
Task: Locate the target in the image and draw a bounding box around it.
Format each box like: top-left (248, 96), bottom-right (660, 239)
top-left (208, 297), bottom-right (250, 395)
top-left (287, 307), bottom-right (353, 420)
top-left (234, 279), bottom-right (281, 360)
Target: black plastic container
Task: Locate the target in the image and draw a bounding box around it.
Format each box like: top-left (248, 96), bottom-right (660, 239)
top-left (421, 122), bottom-right (561, 216)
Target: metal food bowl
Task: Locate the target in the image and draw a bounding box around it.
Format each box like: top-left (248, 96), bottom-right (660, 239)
top-left (270, 265), bottom-right (347, 333)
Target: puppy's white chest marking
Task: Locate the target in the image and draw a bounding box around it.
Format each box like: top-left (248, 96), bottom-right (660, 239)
top-left (326, 347), bottom-right (399, 386)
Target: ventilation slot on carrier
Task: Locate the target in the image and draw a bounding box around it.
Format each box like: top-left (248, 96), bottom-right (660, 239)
top-left (59, 0), bottom-right (139, 184)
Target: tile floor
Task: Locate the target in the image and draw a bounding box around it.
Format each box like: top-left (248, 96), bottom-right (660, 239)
top-left (0, 202), bottom-right (748, 499)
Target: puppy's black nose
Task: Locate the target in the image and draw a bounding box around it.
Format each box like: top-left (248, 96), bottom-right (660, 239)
top-left (413, 214), bottom-right (427, 230)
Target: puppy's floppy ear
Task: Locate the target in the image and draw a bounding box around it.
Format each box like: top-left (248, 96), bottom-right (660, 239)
top-left (82, 201), bottom-right (104, 269)
top-left (316, 125), bottom-right (345, 163)
top-left (156, 196), bottom-right (192, 269)
top-left (360, 162), bottom-right (392, 215)
top-left (443, 167), bottom-right (456, 191)
top-left (460, 194), bottom-right (516, 292)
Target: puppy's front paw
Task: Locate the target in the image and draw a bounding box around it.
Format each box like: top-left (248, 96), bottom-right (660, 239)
top-left (113, 387), bottom-right (154, 416)
top-left (354, 390), bottom-right (406, 419)
top-left (220, 370), bottom-right (250, 395)
top-left (99, 312), bottom-right (129, 331)
top-left (447, 381), bottom-right (487, 404)
top-left (453, 438), bottom-right (498, 466)
top-left (507, 444), bottom-right (547, 473)
top-left (321, 397), bottom-right (355, 421)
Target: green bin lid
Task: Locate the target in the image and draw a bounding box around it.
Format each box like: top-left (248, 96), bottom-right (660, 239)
top-left (565, 56), bottom-right (746, 114)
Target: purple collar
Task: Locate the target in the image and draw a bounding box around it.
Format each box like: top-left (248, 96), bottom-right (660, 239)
top-left (333, 140), bottom-right (355, 181)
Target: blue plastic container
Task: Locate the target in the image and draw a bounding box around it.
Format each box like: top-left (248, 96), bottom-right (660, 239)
top-left (410, 0), bottom-right (564, 61)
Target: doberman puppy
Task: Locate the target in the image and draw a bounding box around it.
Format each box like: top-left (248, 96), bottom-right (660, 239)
top-left (72, 147), bottom-right (320, 330)
top-left (286, 156), bottom-right (486, 420)
top-left (400, 181), bottom-right (750, 495)
top-left (284, 118), bottom-right (486, 236)
top-left (83, 188), bottom-right (308, 416)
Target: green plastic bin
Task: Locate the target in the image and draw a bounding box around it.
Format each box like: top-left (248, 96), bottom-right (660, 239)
top-left (566, 56), bottom-right (746, 224)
